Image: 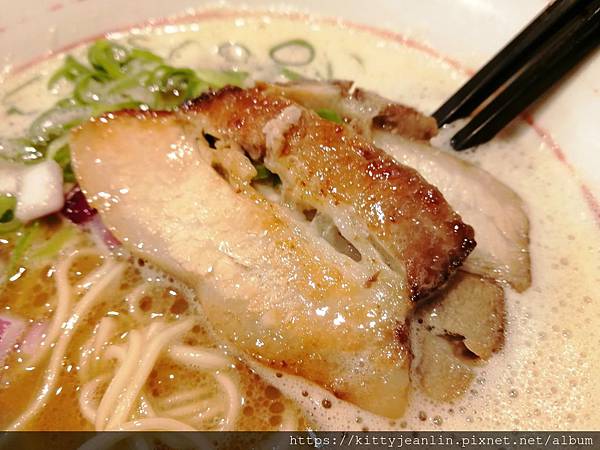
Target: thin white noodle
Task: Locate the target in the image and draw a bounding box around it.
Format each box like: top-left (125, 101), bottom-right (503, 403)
top-left (162, 399), bottom-right (213, 418)
top-left (187, 407), bottom-right (221, 425)
top-left (156, 388), bottom-right (211, 408)
top-left (26, 249), bottom-right (101, 368)
top-left (145, 320), bottom-right (167, 339)
top-left (78, 332), bottom-right (97, 382)
top-left (8, 260), bottom-right (125, 431)
top-left (79, 373), bottom-right (110, 424)
top-left (94, 330), bottom-right (144, 431)
top-left (103, 344), bottom-right (126, 362)
top-left (104, 318), bottom-right (195, 430)
top-left (79, 317), bottom-right (116, 380)
top-left (123, 283), bottom-right (150, 320)
top-left (93, 317), bottom-right (117, 359)
top-left (214, 372), bottom-right (241, 431)
top-left (280, 408), bottom-right (297, 431)
top-left (168, 344), bottom-right (232, 371)
top-left (76, 261), bottom-right (113, 293)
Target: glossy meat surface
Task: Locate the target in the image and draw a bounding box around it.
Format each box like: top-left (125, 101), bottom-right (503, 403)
top-left (264, 80), bottom-right (530, 291)
top-left (184, 87), bottom-right (476, 300)
top-left (70, 111), bottom-right (412, 418)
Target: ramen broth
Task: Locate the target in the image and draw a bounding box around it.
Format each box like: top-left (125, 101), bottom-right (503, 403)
top-left (0, 14), bottom-right (599, 431)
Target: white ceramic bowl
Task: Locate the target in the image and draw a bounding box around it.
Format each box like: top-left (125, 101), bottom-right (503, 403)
top-left (1, 0), bottom-right (599, 206)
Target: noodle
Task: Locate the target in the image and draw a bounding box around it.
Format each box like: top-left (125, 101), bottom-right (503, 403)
top-left (215, 372), bottom-right (242, 431)
top-left (161, 400), bottom-right (214, 418)
top-left (123, 283), bottom-right (150, 320)
top-left (25, 249), bottom-right (102, 368)
top-left (9, 258), bottom-right (126, 430)
top-left (79, 316), bottom-right (117, 380)
top-left (168, 344), bottom-right (232, 370)
top-left (156, 387), bottom-right (211, 408)
top-left (99, 319), bottom-right (196, 430)
top-left (79, 373), bottom-right (110, 423)
top-left (94, 330), bottom-right (144, 430)
top-left (3, 222), bottom-right (260, 432)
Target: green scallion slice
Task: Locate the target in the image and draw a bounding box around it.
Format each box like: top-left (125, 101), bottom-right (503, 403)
top-left (269, 39), bottom-right (315, 66)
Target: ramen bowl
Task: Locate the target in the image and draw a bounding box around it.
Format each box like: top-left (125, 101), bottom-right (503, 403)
top-left (0, 0), bottom-right (599, 432)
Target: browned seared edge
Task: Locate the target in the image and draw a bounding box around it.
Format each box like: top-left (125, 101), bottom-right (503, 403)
top-left (183, 87), bottom-right (476, 300)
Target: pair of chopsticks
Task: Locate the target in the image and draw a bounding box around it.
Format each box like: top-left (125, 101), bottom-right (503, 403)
top-left (433, 0), bottom-right (600, 151)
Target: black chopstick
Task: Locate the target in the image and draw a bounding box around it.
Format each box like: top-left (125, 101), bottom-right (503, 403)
top-left (431, 0), bottom-right (600, 151)
top-left (432, 0), bottom-right (591, 127)
top-left (450, 1), bottom-right (600, 150)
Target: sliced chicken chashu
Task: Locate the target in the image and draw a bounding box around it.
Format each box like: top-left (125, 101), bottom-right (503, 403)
top-left (411, 272), bottom-right (505, 402)
top-left (259, 79), bottom-right (438, 142)
top-left (70, 111), bottom-right (413, 418)
top-left (263, 80), bottom-right (531, 291)
top-left (183, 87), bottom-right (476, 300)
top-left (374, 133), bottom-right (530, 291)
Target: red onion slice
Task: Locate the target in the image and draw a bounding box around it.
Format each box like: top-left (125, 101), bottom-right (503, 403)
top-left (62, 185), bottom-right (97, 225)
top-left (86, 215), bottom-right (121, 249)
top-left (19, 321), bottom-right (48, 356)
top-left (0, 315), bottom-right (26, 364)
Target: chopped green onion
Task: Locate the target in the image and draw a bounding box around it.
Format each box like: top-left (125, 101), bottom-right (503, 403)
top-left (1, 138), bottom-right (44, 164)
top-left (51, 144), bottom-right (75, 183)
top-left (33, 224), bottom-right (76, 259)
top-left (253, 164), bottom-right (272, 181)
top-left (253, 164), bottom-right (281, 185)
top-left (55, 97), bottom-right (80, 109)
top-left (129, 48), bottom-right (163, 64)
top-left (90, 101), bottom-right (142, 117)
top-left (87, 40), bottom-right (129, 79)
top-left (269, 39), bottom-right (315, 66)
top-left (280, 67), bottom-right (304, 81)
top-left (195, 69), bottom-right (248, 88)
top-left (5, 222), bottom-right (40, 279)
top-left (0, 218), bottom-right (21, 235)
top-left (73, 74), bottom-right (98, 104)
top-left (0, 195), bottom-right (16, 223)
top-left (316, 108), bottom-right (343, 124)
top-left (28, 105), bottom-right (91, 144)
top-left (151, 66), bottom-right (207, 108)
top-left (48, 55), bottom-right (91, 89)
top-left (107, 72), bottom-right (151, 94)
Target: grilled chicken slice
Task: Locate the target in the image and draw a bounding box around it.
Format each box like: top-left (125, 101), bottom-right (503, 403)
top-left (183, 87), bottom-right (475, 300)
top-left (70, 110), bottom-right (413, 418)
top-left (263, 80), bottom-right (531, 291)
top-left (411, 328), bottom-right (476, 403)
top-left (374, 133), bottom-right (530, 291)
top-left (411, 272), bottom-right (505, 402)
top-left (259, 80), bottom-right (438, 141)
